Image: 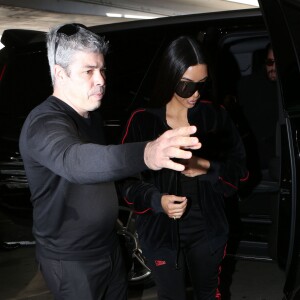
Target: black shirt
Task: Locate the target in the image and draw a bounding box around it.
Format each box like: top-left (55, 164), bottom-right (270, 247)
top-left (19, 96), bottom-right (147, 260)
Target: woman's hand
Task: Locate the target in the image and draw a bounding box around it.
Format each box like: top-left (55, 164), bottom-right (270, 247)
top-left (161, 195), bottom-right (187, 219)
top-left (181, 156), bottom-right (210, 177)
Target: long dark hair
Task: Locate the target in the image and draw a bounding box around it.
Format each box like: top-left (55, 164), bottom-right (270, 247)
top-left (150, 36), bottom-right (207, 107)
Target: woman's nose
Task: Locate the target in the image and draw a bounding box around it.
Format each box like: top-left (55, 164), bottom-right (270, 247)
top-left (193, 90), bottom-right (200, 98)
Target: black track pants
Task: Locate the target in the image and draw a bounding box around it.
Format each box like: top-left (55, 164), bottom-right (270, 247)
top-left (143, 240), bottom-right (225, 300)
top-left (37, 244), bottom-right (127, 300)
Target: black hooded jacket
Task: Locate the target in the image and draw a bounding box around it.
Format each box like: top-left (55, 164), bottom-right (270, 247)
top-left (120, 100), bottom-right (248, 253)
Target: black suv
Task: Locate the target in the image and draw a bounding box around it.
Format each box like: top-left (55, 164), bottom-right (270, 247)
top-left (1, 0), bottom-right (300, 298)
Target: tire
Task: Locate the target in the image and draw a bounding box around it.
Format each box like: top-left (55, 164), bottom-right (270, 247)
top-left (117, 206), bottom-right (154, 288)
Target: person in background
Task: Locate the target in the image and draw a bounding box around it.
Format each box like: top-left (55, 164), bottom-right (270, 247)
top-left (265, 43), bottom-right (277, 81)
top-left (119, 36), bottom-right (248, 300)
top-left (19, 24), bottom-right (201, 300)
top-left (235, 42), bottom-right (279, 185)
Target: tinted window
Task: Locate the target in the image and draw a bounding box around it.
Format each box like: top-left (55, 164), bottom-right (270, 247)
top-left (0, 47), bottom-right (52, 142)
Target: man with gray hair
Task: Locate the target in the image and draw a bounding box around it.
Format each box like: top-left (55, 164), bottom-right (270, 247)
top-left (19, 23), bottom-right (201, 299)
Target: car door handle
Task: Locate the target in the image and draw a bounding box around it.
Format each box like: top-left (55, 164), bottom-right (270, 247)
top-left (296, 129), bottom-right (300, 158)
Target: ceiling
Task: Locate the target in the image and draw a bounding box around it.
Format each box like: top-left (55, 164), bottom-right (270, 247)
top-left (0, 0), bottom-right (259, 39)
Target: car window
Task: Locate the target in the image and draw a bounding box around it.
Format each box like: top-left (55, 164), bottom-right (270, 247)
top-left (0, 47), bottom-right (52, 141)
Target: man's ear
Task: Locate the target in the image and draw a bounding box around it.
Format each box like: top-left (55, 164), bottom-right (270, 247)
top-left (54, 65), bottom-right (67, 83)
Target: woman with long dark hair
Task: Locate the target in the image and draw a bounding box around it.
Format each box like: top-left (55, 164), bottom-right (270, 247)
top-left (120, 36), bottom-right (248, 300)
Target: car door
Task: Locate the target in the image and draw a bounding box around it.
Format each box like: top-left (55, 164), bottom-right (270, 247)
top-left (259, 0), bottom-right (300, 298)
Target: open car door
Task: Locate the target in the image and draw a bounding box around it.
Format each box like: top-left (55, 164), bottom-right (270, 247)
top-left (259, 0), bottom-right (300, 298)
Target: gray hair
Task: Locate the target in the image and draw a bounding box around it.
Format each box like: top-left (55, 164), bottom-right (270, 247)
top-left (46, 23), bottom-right (109, 85)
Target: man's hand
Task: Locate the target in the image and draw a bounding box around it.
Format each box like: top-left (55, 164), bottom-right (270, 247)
top-left (144, 126), bottom-right (201, 171)
top-left (161, 195), bottom-right (187, 219)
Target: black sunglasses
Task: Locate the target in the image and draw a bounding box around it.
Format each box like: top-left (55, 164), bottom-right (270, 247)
top-left (175, 80), bottom-right (207, 98)
top-left (265, 58), bottom-right (275, 66)
top-left (54, 23), bottom-right (88, 64)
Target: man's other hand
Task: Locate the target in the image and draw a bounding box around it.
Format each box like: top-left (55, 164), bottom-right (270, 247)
top-left (144, 126), bottom-right (201, 171)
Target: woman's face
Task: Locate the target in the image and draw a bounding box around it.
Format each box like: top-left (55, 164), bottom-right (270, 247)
top-left (172, 63), bottom-right (208, 109)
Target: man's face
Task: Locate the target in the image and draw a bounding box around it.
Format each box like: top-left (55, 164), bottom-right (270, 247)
top-left (265, 49), bottom-right (277, 81)
top-left (56, 51), bottom-right (106, 117)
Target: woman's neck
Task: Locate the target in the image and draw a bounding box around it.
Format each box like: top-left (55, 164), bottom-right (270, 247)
top-left (166, 101), bottom-right (189, 129)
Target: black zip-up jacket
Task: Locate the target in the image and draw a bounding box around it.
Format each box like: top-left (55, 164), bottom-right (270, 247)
top-left (120, 101), bottom-right (249, 253)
